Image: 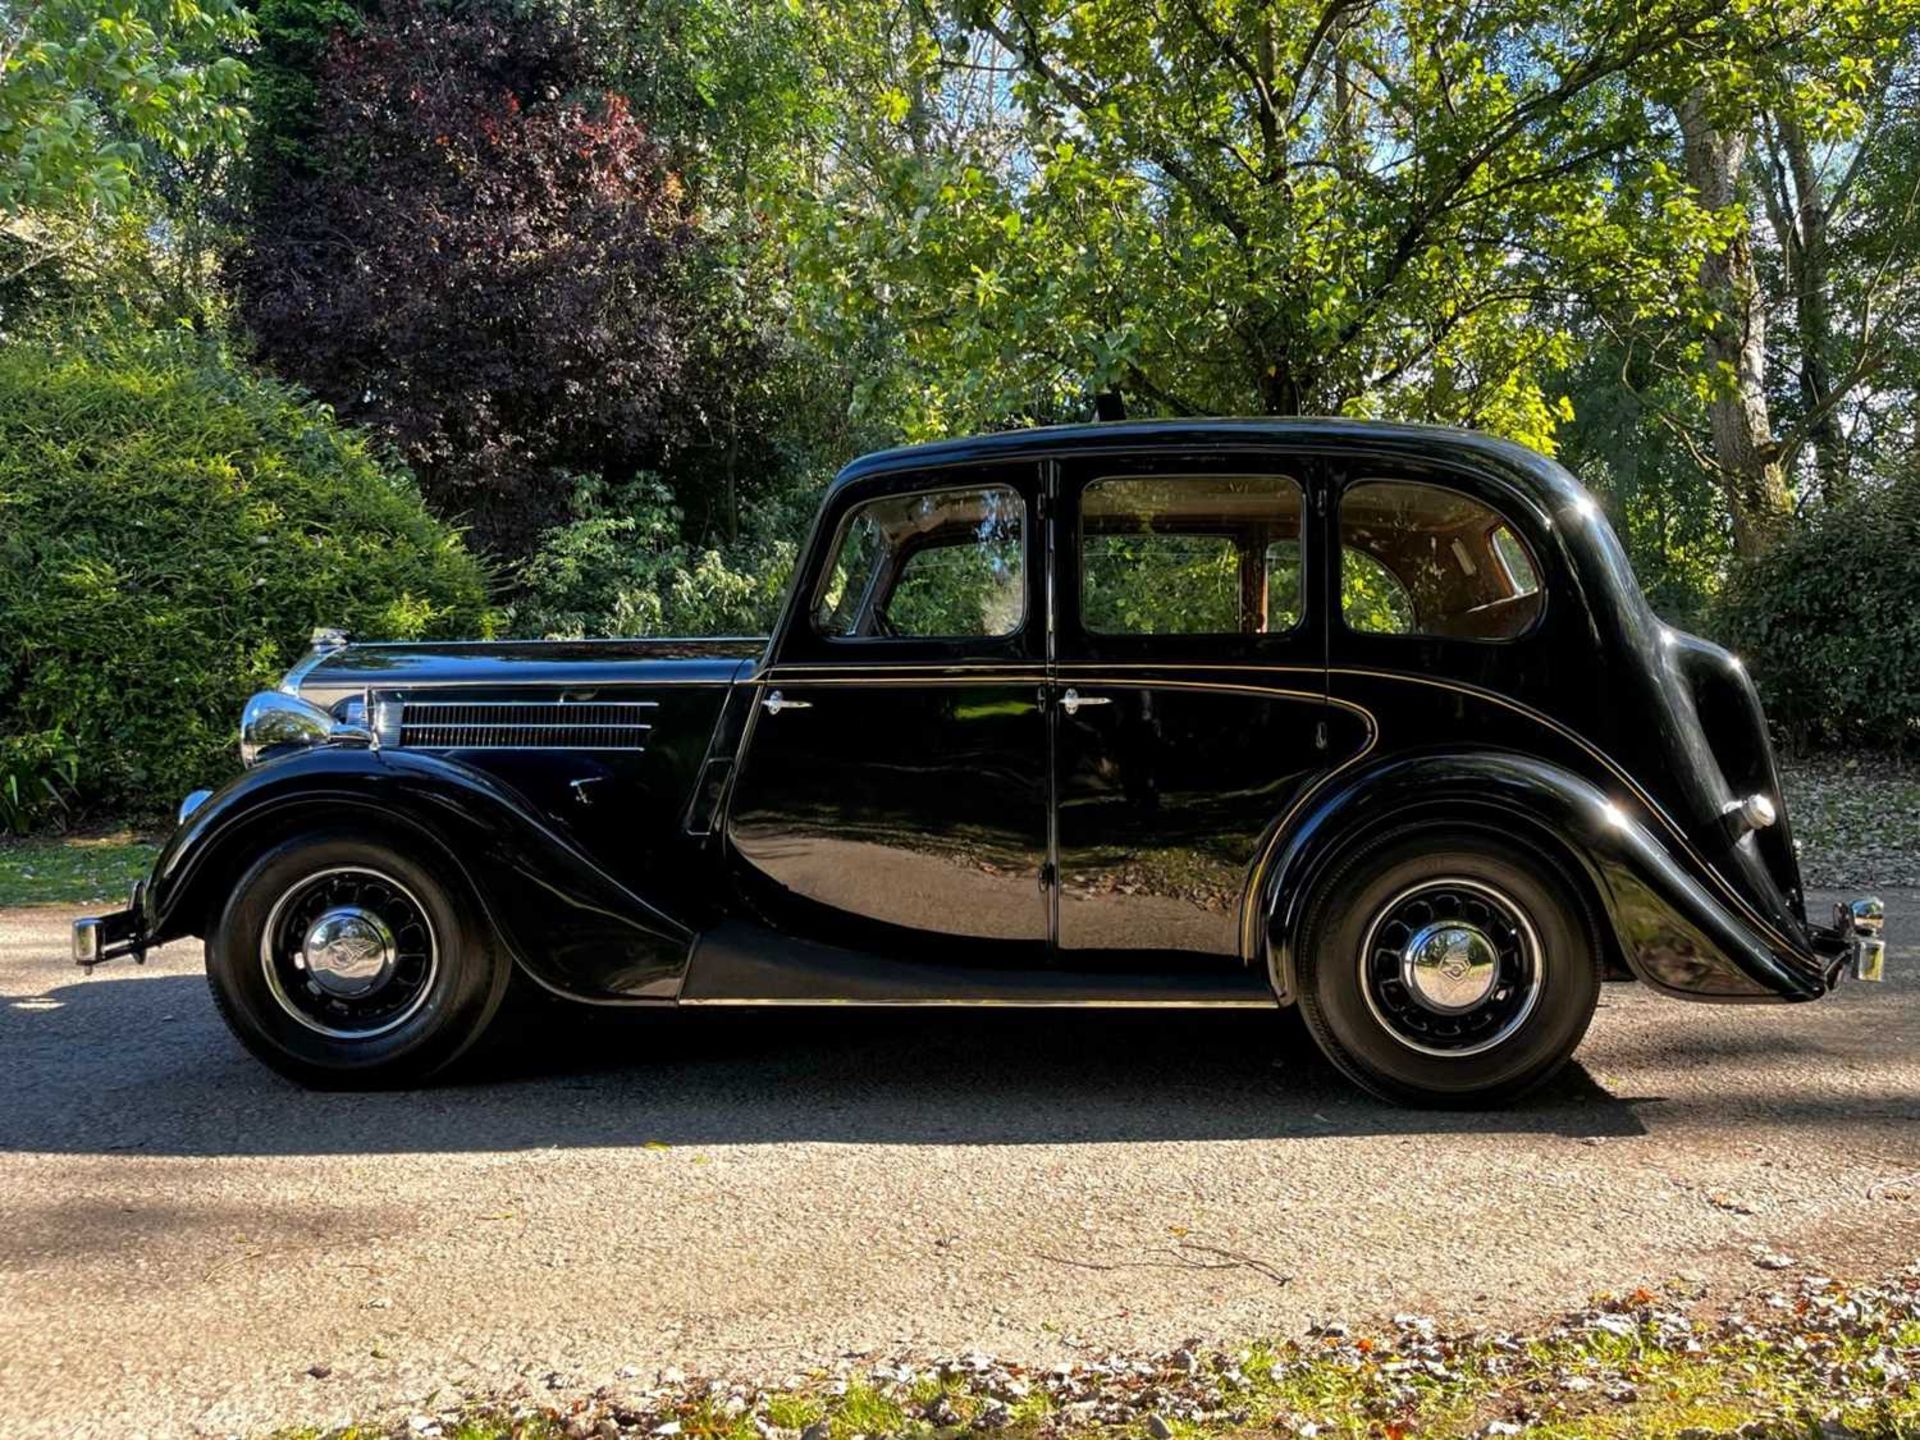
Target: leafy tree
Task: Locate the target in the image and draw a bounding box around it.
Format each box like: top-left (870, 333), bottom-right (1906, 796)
top-left (1751, 36), bottom-right (1920, 509)
top-left (1556, 342), bottom-right (1732, 628)
top-left (0, 0), bottom-right (250, 214)
top-left (245, 0), bottom-right (362, 195)
top-left (783, 0), bottom-right (1777, 450)
top-left (1588, 4), bottom-right (1920, 555)
top-left (231, 0), bottom-right (701, 559)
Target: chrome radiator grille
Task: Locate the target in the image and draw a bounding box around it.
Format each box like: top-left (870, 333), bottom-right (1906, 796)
top-left (397, 698), bottom-right (656, 751)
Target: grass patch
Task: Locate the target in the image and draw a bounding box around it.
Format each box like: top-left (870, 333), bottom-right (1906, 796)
top-left (0, 831), bottom-right (158, 907)
top-left (266, 1270), bottom-right (1920, 1440)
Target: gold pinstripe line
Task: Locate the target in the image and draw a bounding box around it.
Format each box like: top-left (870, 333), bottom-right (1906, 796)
top-left (747, 662), bottom-right (1802, 964)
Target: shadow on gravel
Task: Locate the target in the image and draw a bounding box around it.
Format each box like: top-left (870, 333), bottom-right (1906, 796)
top-left (2, 970), bottom-right (1659, 1156)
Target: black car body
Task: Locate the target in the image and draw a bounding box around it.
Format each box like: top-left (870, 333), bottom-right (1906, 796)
top-left (74, 420), bottom-right (1887, 1103)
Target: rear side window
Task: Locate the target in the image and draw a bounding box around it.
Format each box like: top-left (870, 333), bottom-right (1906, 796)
top-left (1080, 474), bottom-right (1305, 636)
top-left (1340, 480), bottom-right (1542, 640)
top-left (814, 485), bottom-right (1026, 640)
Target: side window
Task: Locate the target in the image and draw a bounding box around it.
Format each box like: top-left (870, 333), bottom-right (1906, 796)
top-left (813, 484), bottom-right (1025, 640)
top-left (1080, 475), bottom-right (1304, 636)
top-left (1340, 480), bottom-right (1544, 640)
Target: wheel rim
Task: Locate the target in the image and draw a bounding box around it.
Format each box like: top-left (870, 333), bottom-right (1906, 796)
top-left (1357, 877), bottom-right (1543, 1057)
top-left (259, 866), bottom-right (438, 1039)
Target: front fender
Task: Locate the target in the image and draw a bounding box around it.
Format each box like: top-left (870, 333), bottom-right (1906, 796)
top-left (143, 747), bottom-right (692, 1001)
top-left (1261, 751), bottom-right (1831, 1005)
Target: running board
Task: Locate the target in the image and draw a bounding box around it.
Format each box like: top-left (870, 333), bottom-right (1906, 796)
top-left (681, 922), bottom-right (1277, 1007)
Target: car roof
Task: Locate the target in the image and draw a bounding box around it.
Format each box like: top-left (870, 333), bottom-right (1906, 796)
top-left (832, 417), bottom-right (1590, 513)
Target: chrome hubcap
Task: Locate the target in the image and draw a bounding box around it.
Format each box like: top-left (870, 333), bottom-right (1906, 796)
top-left (1358, 878), bottom-right (1544, 1057)
top-left (300, 907), bottom-right (396, 998)
top-left (1401, 921), bottom-right (1500, 1012)
top-left (260, 867), bottom-right (438, 1039)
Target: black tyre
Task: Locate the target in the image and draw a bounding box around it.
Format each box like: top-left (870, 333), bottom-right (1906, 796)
top-left (206, 830), bottom-right (512, 1087)
top-left (1294, 829), bottom-right (1601, 1106)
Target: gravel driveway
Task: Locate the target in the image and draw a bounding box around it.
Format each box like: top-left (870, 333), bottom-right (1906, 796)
top-left (1, 895), bottom-right (1915, 1440)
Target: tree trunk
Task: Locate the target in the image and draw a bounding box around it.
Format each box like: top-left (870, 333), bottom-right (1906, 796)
top-left (1677, 94), bottom-right (1793, 558)
top-left (1776, 115), bottom-right (1850, 505)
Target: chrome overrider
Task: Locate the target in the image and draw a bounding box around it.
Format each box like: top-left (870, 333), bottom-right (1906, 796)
top-left (1849, 896), bottom-right (1887, 983)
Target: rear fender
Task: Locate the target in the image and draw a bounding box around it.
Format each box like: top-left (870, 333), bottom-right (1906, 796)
top-left (145, 748), bottom-right (692, 1001)
top-left (1260, 752), bottom-right (1829, 1005)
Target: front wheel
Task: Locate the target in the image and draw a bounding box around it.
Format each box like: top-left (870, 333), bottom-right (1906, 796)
top-left (206, 830), bottom-right (512, 1087)
top-left (1294, 830), bottom-right (1601, 1106)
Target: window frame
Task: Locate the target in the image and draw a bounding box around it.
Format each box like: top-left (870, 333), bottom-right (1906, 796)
top-left (798, 475), bottom-right (1038, 657)
top-left (1072, 469), bottom-right (1312, 644)
top-left (1334, 475), bottom-right (1550, 645)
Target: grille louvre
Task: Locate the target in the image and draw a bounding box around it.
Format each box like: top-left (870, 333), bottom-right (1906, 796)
top-left (398, 699), bottom-right (656, 751)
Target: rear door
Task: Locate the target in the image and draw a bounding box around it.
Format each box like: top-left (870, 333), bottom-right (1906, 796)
top-left (1049, 448), bottom-right (1331, 968)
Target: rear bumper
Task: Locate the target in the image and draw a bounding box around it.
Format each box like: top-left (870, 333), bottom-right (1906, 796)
top-left (1805, 896), bottom-right (1887, 987)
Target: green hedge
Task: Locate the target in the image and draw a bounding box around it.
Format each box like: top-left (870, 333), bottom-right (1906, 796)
top-left (1715, 470), bottom-right (1920, 751)
top-left (0, 324), bottom-right (494, 829)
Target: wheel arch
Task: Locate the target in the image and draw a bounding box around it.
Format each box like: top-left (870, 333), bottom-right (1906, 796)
top-left (1255, 750), bottom-right (1831, 1004)
top-left (1262, 800), bottom-right (1615, 1005)
top-left (146, 748), bottom-right (694, 1002)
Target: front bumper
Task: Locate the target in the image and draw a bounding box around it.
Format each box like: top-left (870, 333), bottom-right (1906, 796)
top-left (72, 882), bottom-right (148, 970)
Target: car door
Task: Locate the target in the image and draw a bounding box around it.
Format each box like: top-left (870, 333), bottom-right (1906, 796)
top-left (725, 461), bottom-right (1050, 961)
top-left (1050, 448), bottom-right (1331, 967)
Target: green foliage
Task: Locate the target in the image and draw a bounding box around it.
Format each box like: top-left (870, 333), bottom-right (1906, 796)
top-left (1557, 348), bottom-right (1734, 629)
top-left (0, 728), bottom-right (78, 833)
top-left (512, 477), bottom-right (798, 638)
top-left (784, 0), bottom-right (1740, 445)
top-left (1715, 468), bottom-right (1920, 749)
top-left (0, 321), bottom-right (494, 825)
top-left (247, 0), bottom-right (362, 189)
top-left (1341, 551), bottom-right (1417, 636)
top-left (0, 0), bottom-right (252, 214)
top-left (1082, 535), bottom-right (1244, 636)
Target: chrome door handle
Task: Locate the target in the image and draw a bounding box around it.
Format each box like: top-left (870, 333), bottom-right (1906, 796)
top-left (761, 689), bottom-right (812, 715)
top-left (1058, 688), bottom-right (1111, 716)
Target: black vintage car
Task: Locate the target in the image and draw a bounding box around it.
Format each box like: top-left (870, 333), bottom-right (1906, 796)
top-left (75, 420), bottom-right (1887, 1104)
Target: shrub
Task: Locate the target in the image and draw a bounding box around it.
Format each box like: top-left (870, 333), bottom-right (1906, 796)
top-left (0, 324), bottom-right (494, 829)
top-left (510, 476), bottom-right (797, 640)
top-left (1715, 469), bottom-right (1920, 751)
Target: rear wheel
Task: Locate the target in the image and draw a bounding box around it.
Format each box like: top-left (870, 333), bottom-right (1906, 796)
top-left (206, 831), bottom-right (511, 1087)
top-left (1294, 830), bottom-right (1601, 1106)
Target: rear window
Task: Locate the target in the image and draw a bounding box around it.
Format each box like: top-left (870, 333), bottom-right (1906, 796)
top-left (1339, 480), bottom-right (1543, 640)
